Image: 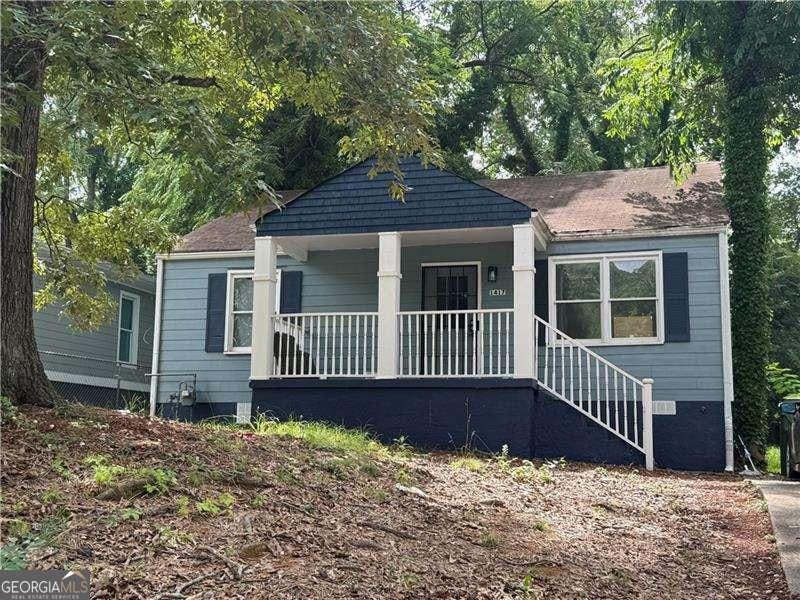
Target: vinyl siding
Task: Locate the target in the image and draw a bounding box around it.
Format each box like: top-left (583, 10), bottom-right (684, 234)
top-left (157, 257), bottom-right (254, 406)
top-left (545, 234), bottom-right (723, 403)
top-left (156, 233), bottom-right (724, 408)
top-left (34, 276), bottom-right (155, 390)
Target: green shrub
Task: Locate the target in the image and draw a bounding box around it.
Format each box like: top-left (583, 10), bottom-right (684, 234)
top-left (195, 492), bottom-right (235, 516)
top-left (175, 495), bottom-right (191, 517)
top-left (765, 446), bottom-right (781, 474)
top-left (92, 464), bottom-right (126, 487)
top-left (120, 508), bottom-right (141, 521)
top-left (136, 468), bottom-right (176, 495)
top-left (0, 396), bottom-right (19, 425)
top-left (250, 494), bottom-right (267, 508)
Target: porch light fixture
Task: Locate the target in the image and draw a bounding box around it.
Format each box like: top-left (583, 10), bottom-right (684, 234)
top-left (488, 266), bottom-right (498, 283)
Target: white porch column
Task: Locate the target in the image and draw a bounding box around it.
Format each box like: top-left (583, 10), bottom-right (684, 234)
top-left (250, 236), bottom-right (278, 380)
top-left (513, 222), bottom-right (536, 378)
top-left (377, 232), bottom-right (401, 378)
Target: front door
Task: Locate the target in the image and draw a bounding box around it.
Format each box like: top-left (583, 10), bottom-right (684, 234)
top-left (421, 264), bottom-right (479, 374)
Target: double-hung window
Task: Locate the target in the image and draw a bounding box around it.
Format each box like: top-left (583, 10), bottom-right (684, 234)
top-left (224, 269), bottom-right (282, 354)
top-left (549, 252), bottom-right (663, 345)
top-left (117, 291), bottom-right (140, 364)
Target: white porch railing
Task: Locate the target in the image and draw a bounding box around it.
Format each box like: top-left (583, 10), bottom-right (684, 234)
top-left (273, 312), bottom-right (378, 377)
top-left (269, 309), bottom-right (652, 469)
top-left (398, 309), bottom-right (514, 377)
top-left (534, 314), bottom-right (653, 465)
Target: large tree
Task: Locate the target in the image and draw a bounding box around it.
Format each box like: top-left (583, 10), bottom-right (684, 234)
top-left (430, 0), bottom-right (665, 177)
top-left (1, 0), bottom-right (438, 406)
top-left (604, 1), bottom-right (800, 451)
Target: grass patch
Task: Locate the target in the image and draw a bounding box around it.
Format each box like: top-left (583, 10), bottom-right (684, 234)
top-left (765, 446), bottom-right (781, 475)
top-left (450, 456), bottom-right (486, 473)
top-left (250, 415), bottom-right (386, 457)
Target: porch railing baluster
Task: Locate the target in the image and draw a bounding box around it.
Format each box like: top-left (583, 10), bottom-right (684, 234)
top-left (531, 314), bottom-right (651, 466)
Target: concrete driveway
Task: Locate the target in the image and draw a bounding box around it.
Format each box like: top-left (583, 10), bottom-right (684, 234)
top-left (753, 479), bottom-right (800, 598)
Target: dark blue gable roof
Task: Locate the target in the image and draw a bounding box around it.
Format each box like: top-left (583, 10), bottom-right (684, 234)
top-left (255, 157), bottom-right (532, 237)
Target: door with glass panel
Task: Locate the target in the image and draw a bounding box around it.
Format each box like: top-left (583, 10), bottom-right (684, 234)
top-left (421, 264), bottom-right (479, 375)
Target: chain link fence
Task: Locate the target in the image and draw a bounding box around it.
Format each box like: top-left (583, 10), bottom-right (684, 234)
top-left (39, 350), bottom-right (150, 412)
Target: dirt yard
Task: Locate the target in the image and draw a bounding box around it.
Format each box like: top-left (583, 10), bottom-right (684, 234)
top-left (0, 403), bottom-right (790, 599)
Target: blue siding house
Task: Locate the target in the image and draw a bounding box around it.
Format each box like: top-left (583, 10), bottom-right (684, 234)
top-left (34, 270), bottom-right (155, 407)
top-left (150, 158), bottom-right (733, 471)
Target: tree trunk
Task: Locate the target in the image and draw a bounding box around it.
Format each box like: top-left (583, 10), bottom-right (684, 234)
top-left (723, 1), bottom-right (771, 448)
top-left (1, 2), bottom-right (58, 407)
top-left (552, 108), bottom-right (572, 163)
top-left (502, 95), bottom-right (542, 175)
top-left (578, 115), bottom-right (626, 170)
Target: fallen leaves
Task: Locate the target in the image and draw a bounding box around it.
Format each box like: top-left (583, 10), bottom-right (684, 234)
top-left (0, 404), bottom-right (791, 599)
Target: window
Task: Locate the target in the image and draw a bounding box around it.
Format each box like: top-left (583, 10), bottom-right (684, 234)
top-left (224, 269), bottom-right (282, 354)
top-left (549, 252), bottom-right (663, 345)
top-left (117, 291), bottom-right (140, 364)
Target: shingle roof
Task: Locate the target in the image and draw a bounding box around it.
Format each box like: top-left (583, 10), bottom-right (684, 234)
top-left (479, 162), bottom-right (727, 237)
top-left (176, 163), bottom-right (727, 252)
top-left (177, 191), bottom-right (303, 252)
top-left (256, 156), bottom-right (532, 237)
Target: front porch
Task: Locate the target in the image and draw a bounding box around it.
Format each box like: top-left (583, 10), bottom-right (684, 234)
top-left (248, 222), bottom-right (654, 469)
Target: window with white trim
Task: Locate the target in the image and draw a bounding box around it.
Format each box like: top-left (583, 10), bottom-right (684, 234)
top-left (117, 291), bottom-right (140, 364)
top-left (224, 269), bottom-right (281, 354)
top-left (549, 252), bottom-right (663, 345)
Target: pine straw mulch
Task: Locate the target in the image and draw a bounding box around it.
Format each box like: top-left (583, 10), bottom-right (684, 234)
top-left (0, 403), bottom-right (790, 599)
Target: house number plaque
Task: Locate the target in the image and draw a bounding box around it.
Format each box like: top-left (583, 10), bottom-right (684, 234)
top-left (489, 289), bottom-right (507, 296)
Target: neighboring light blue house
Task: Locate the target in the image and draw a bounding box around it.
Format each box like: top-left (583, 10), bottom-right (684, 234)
top-left (34, 269), bottom-right (155, 407)
top-left (150, 157), bottom-right (734, 472)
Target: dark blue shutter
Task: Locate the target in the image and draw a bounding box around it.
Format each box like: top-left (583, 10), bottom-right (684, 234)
top-left (280, 271), bottom-right (303, 313)
top-left (663, 252), bottom-right (690, 342)
top-left (205, 273), bottom-right (227, 352)
top-left (534, 259), bottom-right (549, 345)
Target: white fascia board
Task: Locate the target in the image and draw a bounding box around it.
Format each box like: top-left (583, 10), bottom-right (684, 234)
top-left (551, 224), bottom-right (729, 243)
top-left (158, 250), bottom-right (255, 261)
top-left (158, 247), bottom-right (294, 261)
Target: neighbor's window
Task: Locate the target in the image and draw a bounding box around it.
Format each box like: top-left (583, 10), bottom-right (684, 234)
top-left (550, 253), bottom-right (662, 345)
top-left (117, 291), bottom-right (140, 364)
top-left (225, 270), bottom-right (282, 354)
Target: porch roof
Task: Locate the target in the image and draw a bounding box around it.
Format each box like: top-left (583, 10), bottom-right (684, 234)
top-left (176, 162), bottom-right (727, 253)
top-left (255, 156), bottom-right (533, 238)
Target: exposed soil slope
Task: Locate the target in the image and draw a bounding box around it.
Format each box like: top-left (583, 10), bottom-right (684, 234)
top-left (0, 404), bottom-right (789, 599)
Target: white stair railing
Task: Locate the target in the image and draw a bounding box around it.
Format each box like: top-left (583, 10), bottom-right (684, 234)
top-left (273, 312), bottom-right (378, 377)
top-left (398, 309), bottom-right (513, 377)
top-left (534, 315), bottom-right (653, 469)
